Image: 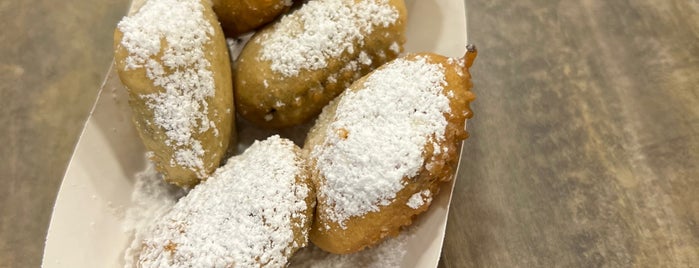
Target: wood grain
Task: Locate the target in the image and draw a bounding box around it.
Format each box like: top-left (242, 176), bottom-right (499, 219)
top-left (442, 0), bottom-right (699, 267)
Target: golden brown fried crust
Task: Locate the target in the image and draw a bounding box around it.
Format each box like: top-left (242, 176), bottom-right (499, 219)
top-left (233, 0), bottom-right (408, 129)
top-left (136, 140), bottom-right (315, 267)
top-left (212, 0), bottom-right (290, 37)
top-left (113, 1), bottom-right (235, 188)
top-left (291, 144), bottom-right (317, 254)
top-left (305, 52), bottom-right (476, 254)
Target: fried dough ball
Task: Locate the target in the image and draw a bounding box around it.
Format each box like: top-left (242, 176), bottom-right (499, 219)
top-left (304, 48), bottom-right (477, 254)
top-left (234, 0), bottom-right (407, 128)
top-left (137, 135), bottom-right (315, 267)
top-left (114, 0), bottom-right (235, 187)
top-left (212, 0), bottom-right (293, 37)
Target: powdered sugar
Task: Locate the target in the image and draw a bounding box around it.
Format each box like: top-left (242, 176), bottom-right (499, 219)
top-left (137, 136), bottom-right (310, 267)
top-left (447, 56), bottom-right (466, 77)
top-left (389, 42), bottom-right (400, 54)
top-left (289, 227), bottom-right (413, 268)
top-left (118, 0), bottom-right (216, 175)
top-left (258, 0), bottom-right (399, 77)
top-left (406, 190), bottom-right (432, 209)
top-left (122, 162), bottom-right (185, 268)
top-left (358, 51), bottom-right (372, 66)
top-left (123, 162), bottom-right (411, 268)
top-left (312, 57), bottom-right (450, 227)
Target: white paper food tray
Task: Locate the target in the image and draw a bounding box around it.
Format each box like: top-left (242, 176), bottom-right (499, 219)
top-left (42, 0), bottom-right (469, 267)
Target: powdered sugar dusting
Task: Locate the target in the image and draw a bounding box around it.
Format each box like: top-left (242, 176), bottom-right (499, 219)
top-left (118, 0), bottom-right (216, 175)
top-left (389, 42), bottom-right (400, 54)
top-left (122, 162), bottom-right (184, 268)
top-left (447, 56), bottom-right (466, 77)
top-left (259, 0), bottom-right (399, 77)
top-left (406, 189), bottom-right (432, 209)
top-left (358, 51), bottom-right (372, 66)
top-left (137, 136), bottom-right (310, 267)
top-left (312, 57), bottom-right (450, 227)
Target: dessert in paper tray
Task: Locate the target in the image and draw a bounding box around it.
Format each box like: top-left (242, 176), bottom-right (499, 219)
top-left (42, 0), bottom-right (472, 267)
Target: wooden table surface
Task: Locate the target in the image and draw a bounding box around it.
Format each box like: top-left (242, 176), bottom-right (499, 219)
top-left (1, 0), bottom-right (697, 267)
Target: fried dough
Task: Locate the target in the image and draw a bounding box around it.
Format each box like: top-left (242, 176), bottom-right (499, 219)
top-left (304, 48), bottom-right (477, 254)
top-left (114, 0), bottom-right (235, 187)
top-left (234, 0), bottom-right (407, 128)
top-left (137, 135), bottom-right (315, 267)
top-left (212, 0), bottom-right (292, 37)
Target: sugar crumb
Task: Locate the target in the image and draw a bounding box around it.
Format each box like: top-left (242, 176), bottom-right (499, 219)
top-left (358, 51), bottom-right (372, 66)
top-left (407, 189), bottom-right (432, 209)
top-left (389, 42), bottom-right (400, 54)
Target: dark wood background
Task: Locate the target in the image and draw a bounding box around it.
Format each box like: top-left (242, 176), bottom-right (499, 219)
top-left (1, 0), bottom-right (697, 267)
